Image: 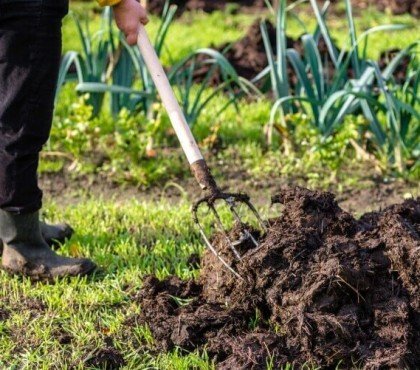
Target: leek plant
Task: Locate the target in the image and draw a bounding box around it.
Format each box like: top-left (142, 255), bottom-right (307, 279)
top-left (57, 7), bottom-right (117, 116)
top-left (117, 2), bottom-right (245, 125)
top-left (117, 1), bottom-right (178, 118)
top-left (262, 0), bottom-right (418, 172)
top-left (169, 48), bottom-right (248, 125)
top-left (371, 54), bottom-right (419, 172)
top-left (57, 2), bottom-right (244, 127)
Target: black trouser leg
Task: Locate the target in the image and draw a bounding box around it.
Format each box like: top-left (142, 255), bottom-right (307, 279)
top-left (0, 0), bottom-right (68, 214)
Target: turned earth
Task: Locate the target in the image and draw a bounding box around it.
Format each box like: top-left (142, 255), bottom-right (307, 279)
top-left (134, 187), bottom-right (419, 369)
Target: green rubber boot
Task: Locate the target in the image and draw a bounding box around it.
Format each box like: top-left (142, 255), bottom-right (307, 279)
top-left (0, 210), bottom-right (96, 280)
top-left (0, 221), bottom-right (74, 256)
top-left (40, 221), bottom-right (74, 247)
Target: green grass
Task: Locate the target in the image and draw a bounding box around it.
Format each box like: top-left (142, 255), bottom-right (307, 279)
top-left (0, 199), bottom-right (212, 368)
top-left (0, 195), bottom-right (281, 368)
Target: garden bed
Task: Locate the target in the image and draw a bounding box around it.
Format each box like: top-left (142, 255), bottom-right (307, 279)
top-left (192, 19), bottom-right (411, 83)
top-left (133, 186), bottom-right (419, 368)
top-left (146, 0), bottom-right (420, 17)
top-left (146, 0), bottom-right (265, 15)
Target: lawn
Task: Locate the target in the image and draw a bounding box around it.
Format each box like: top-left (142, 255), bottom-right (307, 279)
top-left (0, 0), bottom-right (419, 368)
top-left (0, 199), bottom-right (210, 369)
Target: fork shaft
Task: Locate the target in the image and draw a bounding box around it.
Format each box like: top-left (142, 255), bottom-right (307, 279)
top-left (137, 26), bottom-right (221, 195)
top-left (190, 159), bottom-right (220, 195)
top-left (137, 26), bottom-right (203, 165)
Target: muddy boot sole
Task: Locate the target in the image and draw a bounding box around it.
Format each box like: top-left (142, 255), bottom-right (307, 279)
top-left (1, 259), bottom-right (97, 282)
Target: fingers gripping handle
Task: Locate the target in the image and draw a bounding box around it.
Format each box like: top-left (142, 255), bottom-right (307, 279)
top-left (136, 26), bottom-right (203, 165)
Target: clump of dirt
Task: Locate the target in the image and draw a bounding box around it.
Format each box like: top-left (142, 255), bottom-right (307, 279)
top-left (186, 252), bottom-right (201, 269)
top-left (0, 307), bottom-right (9, 321)
top-left (218, 20), bottom-right (300, 81)
top-left (84, 347), bottom-right (126, 370)
top-left (134, 187), bottom-right (419, 368)
top-left (53, 328), bottom-right (73, 345)
top-left (191, 19), bottom-right (299, 82)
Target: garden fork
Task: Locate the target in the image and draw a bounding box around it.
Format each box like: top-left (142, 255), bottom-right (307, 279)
top-left (137, 25), bottom-right (266, 278)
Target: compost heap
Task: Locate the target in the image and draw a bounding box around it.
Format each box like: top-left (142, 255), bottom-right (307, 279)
top-left (135, 187), bottom-right (419, 369)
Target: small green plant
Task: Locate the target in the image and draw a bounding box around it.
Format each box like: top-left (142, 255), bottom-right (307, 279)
top-left (248, 308), bottom-right (262, 330)
top-left (51, 94), bottom-right (96, 159)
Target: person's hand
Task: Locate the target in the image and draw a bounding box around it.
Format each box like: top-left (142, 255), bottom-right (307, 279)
top-left (113, 0), bottom-right (149, 45)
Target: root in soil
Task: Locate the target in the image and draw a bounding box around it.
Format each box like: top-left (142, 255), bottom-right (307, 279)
top-left (133, 186), bottom-right (419, 368)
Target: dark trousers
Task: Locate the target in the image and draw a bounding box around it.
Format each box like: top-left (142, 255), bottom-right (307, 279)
top-left (0, 0), bottom-right (68, 214)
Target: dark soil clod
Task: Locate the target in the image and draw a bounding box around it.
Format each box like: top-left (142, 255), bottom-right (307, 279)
top-left (84, 347), bottom-right (126, 370)
top-left (0, 307), bottom-right (10, 321)
top-left (134, 186), bottom-right (420, 368)
top-left (186, 253), bottom-right (201, 269)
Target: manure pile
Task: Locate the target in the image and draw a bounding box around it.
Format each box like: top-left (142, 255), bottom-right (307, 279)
top-left (135, 187), bottom-right (419, 369)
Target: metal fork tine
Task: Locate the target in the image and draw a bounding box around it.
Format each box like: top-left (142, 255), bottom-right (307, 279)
top-left (193, 208), bottom-right (242, 279)
top-left (243, 199), bottom-right (267, 232)
top-left (228, 198), bottom-right (264, 248)
top-left (208, 203), bottom-right (242, 260)
top-left (229, 204), bottom-right (243, 225)
top-left (192, 192), bottom-right (266, 278)
top-left (244, 229), bottom-right (259, 248)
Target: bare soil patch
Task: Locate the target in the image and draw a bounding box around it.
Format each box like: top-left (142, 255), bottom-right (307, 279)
top-left (133, 187), bottom-right (419, 368)
top-left (39, 167), bottom-right (416, 215)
